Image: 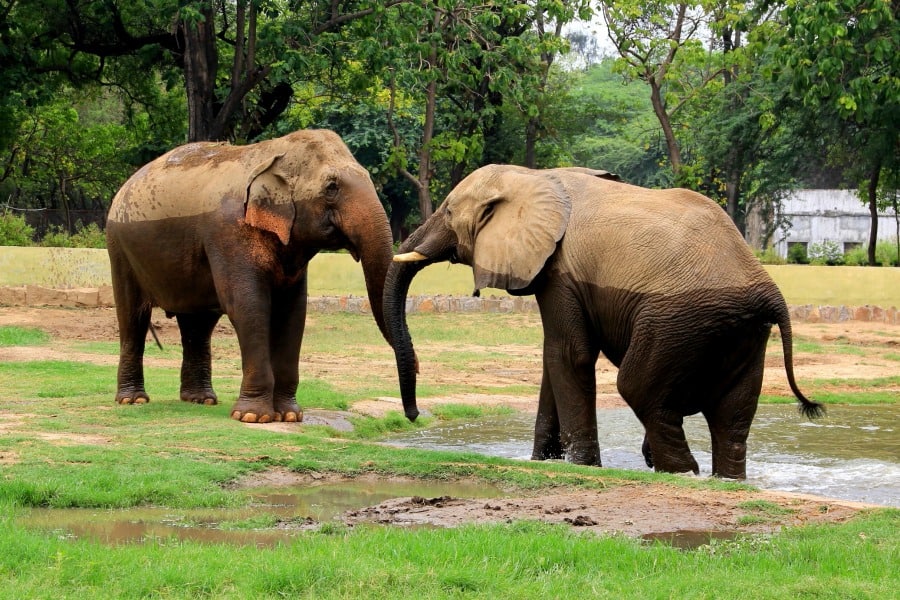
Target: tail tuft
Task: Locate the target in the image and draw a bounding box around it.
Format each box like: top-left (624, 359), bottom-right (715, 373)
top-left (798, 399), bottom-right (825, 420)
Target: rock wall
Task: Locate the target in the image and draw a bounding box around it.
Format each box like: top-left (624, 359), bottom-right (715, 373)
top-left (1, 285), bottom-right (897, 324)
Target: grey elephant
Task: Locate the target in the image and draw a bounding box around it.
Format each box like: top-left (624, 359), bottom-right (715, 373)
top-left (384, 164), bottom-right (822, 479)
top-left (107, 129), bottom-right (395, 423)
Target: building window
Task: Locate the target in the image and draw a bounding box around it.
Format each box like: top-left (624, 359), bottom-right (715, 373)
top-left (844, 242), bottom-right (862, 253)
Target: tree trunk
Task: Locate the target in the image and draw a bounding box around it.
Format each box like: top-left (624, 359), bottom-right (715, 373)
top-left (867, 164), bottom-right (881, 266)
top-left (649, 79), bottom-right (682, 176)
top-left (182, 3), bottom-right (218, 142)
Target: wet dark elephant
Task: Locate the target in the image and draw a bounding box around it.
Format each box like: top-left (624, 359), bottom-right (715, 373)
top-left (384, 164), bottom-right (823, 479)
top-left (106, 129), bottom-right (395, 423)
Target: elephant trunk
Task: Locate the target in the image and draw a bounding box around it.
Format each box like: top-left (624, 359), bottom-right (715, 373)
top-left (383, 221), bottom-right (453, 422)
top-left (342, 196), bottom-right (396, 348)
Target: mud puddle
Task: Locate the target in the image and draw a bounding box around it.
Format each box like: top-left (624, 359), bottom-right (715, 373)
top-left (20, 479), bottom-right (505, 547)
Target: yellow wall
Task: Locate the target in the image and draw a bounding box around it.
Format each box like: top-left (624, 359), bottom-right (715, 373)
top-left (1, 248), bottom-right (898, 307)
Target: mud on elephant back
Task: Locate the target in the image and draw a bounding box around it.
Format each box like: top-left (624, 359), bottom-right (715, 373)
top-left (106, 129), bottom-right (396, 424)
top-left (384, 164), bottom-right (823, 479)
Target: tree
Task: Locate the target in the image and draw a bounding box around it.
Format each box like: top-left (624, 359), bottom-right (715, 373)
top-left (766, 0), bottom-right (900, 265)
top-left (600, 0), bottom-right (711, 181)
top-left (2, 0), bottom-right (415, 143)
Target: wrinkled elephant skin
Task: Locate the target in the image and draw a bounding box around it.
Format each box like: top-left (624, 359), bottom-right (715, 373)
top-left (107, 129), bottom-right (395, 423)
top-left (384, 165), bottom-right (822, 479)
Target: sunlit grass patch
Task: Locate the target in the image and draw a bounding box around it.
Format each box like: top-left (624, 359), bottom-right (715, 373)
top-left (0, 326), bottom-right (50, 347)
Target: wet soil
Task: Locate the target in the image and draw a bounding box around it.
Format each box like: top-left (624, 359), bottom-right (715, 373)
top-left (1, 306), bottom-right (897, 539)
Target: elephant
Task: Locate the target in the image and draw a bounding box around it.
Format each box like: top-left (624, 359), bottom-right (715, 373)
top-left (384, 164), bottom-right (823, 479)
top-left (106, 129), bottom-right (395, 423)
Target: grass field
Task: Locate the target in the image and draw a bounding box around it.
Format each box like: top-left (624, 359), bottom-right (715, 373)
top-left (0, 308), bottom-right (897, 598)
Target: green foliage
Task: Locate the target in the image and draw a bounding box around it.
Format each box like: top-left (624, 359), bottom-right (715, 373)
top-left (755, 247), bottom-right (786, 265)
top-left (40, 222), bottom-right (107, 249)
top-left (786, 243), bottom-right (808, 265)
top-left (808, 240), bottom-right (845, 266)
top-left (0, 212), bottom-right (34, 246)
top-left (875, 241), bottom-right (900, 267)
top-left (843, 246), bottom-right (870, 266)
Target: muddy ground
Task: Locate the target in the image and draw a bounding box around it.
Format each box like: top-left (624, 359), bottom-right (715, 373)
top-left (1, 306), bottom-right (897, 538)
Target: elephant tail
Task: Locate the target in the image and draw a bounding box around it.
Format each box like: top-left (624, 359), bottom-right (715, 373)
top-left (774, 304), bottom-right (825, 419)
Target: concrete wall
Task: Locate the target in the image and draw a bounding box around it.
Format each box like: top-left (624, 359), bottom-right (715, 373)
top-left (774, 190), bottom-right (899, 256)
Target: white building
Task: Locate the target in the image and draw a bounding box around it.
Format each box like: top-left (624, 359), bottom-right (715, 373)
top-left (773, 190), bottom-right (899, 258)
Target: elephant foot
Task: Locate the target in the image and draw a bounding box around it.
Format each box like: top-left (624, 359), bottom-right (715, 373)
top-left (116, 391), bottom-right (150, 405)
top-left (230, 398), bottom-right (277, 424)
top-left (565, 440), bottom-right (602, 467)
top-left (181, 389), bottom-right (218, 406)
top-left (274, 399), bottom-right (303, 423)
top-left (231, 410), bottom-right (274, 423)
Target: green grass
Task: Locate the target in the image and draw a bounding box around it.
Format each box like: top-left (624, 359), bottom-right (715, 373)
top-left (1, 508), bottom-right (896, 598)
top-left (0, 326), bottom-right (49, 347)
top-left (0, 310), bottom-right (896, 597)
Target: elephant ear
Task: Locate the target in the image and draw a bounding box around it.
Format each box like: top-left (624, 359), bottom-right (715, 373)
top-left (470, 171), bottom-right (571, 292)
top-left (245, 153), bottom-right (294, 245)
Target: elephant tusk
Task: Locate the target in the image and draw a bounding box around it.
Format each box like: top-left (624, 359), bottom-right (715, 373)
top-left (393, 251), bottom-right (429, 263)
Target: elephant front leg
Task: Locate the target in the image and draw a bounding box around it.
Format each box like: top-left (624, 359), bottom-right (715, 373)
top-left (532, 363), bottom-right (563, 460)
top-left (538, 299), bottom-right (602, 466)
top-left (176, 312), bottom-right (221, 405)
top-left (228, 306), bottom-right (279, 424)
top-left (267, 283), bottom-right (308, 423)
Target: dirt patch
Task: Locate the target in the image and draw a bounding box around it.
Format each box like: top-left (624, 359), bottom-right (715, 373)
top-left (1, 306), bottom-right (896, 536)
top-left (229, 469), bottom-right (871, 538)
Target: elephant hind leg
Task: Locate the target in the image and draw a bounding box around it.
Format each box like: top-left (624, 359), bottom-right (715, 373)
top-left (176, 312), bottom-right (221, 405)
top-left (703, 342), bottom-right (766, 479)
top-left (111, 259), bottom-right (152, 405)
top-left (638, 411), bottom-right (699, 475)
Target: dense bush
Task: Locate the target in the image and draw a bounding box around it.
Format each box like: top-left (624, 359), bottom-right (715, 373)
top-left (843, 246), bottom-right (869, 266)
top-left (41, 222), bottom-right (107, 249)
top-left (875, 241), bottom-right (900, 267)
top-left (0, 213), bottom-right (106, 248)
top-left (808, 240), bottom-right (844, 265)
top-left (0, 212), bottom-right (35, 245)
top-left (786, 243), bottom-right (808, 264)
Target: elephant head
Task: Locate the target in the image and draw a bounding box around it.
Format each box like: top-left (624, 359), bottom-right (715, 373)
top-left (384, 165), bottom-right (619, 421)
top-left (242, 130), bottom-right (396, 344)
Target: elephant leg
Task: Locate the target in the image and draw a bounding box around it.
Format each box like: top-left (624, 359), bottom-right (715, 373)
top-left (110, 258), bottom-right (151, 405)
top-left (268, 281), bottom-right (308, 423)
top-left (637, 410), bottom-right (699, 475)
top-left (532, 362), bottom-right (563, 460)
top-left (641, 433), bottom-right (654, 469)
top-left (225, 289), bottom-right (278, 423)
top-left (175, 312), bottom-right (221, 405)
top-left (703, 336), bottom-right (766, 479)
top-left (617, 326), bottom-right (699, 475)
top-left (538, 293), bottom-right (602, 466)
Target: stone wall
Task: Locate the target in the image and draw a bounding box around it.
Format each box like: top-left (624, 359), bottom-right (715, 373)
top-left (1, 285), bottom-right (897, 324)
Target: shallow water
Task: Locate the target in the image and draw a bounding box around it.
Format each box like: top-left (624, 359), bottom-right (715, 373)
top-left (22, 479), bottom-right (504, 547)
top-left (387, 404), bottom-right (900, 507)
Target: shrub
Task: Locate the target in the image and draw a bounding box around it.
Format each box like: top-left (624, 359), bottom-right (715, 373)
top-left (40, 221), bottom-right (107, 249)
top-left (755, 247), bottom-right (786, 265)
top-left (843, 246), bottom-right (869, 266)
top-left (874, 241), bottom-right (899, 267)
top-left (69, 222), bottom-right (107, 249)
top-left (0, 212), bottom-right (35, 246)
top-left (808, 240), bottom-right (844, 265)
top-left (786, 243), bottom-right (808, 264)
